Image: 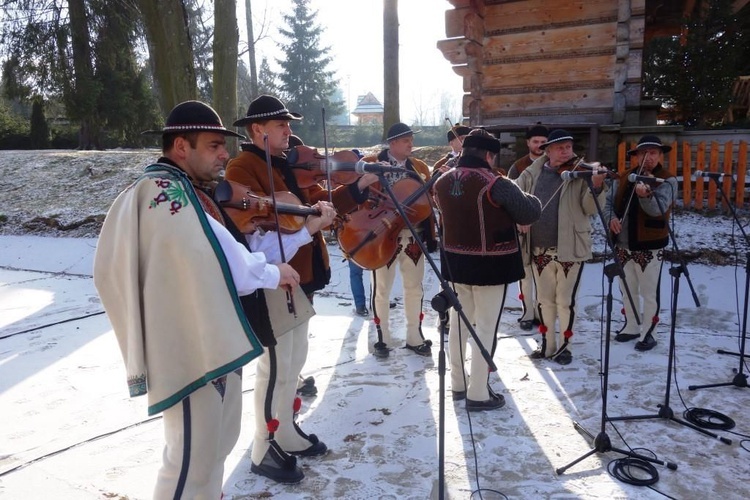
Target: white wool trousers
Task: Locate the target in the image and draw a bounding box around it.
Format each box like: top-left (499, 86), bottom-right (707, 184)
top-left (372, 229), bottom-right (426, 347)
top-left (251, 320), bottom-right (311, 465)
top-left (518, 260), bottom-right (538, 322)
top-left (617, 248), bottom-right (663, 340)
top-left (448, 283), bottom-right (506, 401)
top-left (154, 371), bottom-right (242, 500)
top-left (532, 247), bottom-right (584, 356)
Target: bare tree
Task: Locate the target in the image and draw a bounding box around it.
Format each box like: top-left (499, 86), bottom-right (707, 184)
top-left (138, 0), bottom-right (198, 114)
top-left (244, 0), bottom-right (258, 98)
top-left (383, 0), bottom-right (399, 139)
top-left (213, 0), bottom-right (239, 154)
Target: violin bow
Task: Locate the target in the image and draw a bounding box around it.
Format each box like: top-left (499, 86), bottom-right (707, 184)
top-left (321, 107), bottom-right (334, 206)
top-left (263, 133), bottom-right (297, 316)
top-left (444, 117), bottom-right (465, 146)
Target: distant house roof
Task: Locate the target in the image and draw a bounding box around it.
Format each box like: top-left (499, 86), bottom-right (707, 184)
top-left (352, 92), bottom-right (384, 115)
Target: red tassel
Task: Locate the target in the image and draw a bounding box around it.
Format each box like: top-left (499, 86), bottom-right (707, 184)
top-left (293, 397), bottom-right (302, 413)
top-left (652, 315), bottom-right (659, 324)
top-left (266, 418), bottom-right (279, 433)
top-left (539, 324), bottom-right (548, 334)
top-left (419, 312), bottom-right (424, 321)
top-left (519, 293), bottom-right (525, 301)
top-left (373, 316), bottom-right (381, 325)
top-left (563, 329), bottom-right (573, 339)
top-left (621, 307), bottom-right (626, 315)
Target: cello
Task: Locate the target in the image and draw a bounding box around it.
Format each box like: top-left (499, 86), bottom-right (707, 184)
top-left (336, 174), bottom-right (437, 270)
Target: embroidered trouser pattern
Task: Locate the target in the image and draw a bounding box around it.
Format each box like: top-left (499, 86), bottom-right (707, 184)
top-left (372, 229), bottom-right (426, 347)
top-left (616, 247), bottom-right (663, 340)
top-left (155, 371), bottom-right (242, 500)
top-left (448, 283), bottom-right (506, 401)
top-left (532, 247), bottom-right (584, 357)
top-left (252, 320), bottom-right (312, 465)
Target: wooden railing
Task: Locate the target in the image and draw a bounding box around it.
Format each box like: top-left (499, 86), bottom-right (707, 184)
top-left (617, 140), bottom-right (749, 210)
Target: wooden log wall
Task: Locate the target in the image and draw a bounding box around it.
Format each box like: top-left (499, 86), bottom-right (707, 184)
top-left (438, 0), bottom-right (646, 127)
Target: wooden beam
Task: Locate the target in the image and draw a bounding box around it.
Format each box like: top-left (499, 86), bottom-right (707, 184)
top-left (484, 0), bottom-right (618, 34)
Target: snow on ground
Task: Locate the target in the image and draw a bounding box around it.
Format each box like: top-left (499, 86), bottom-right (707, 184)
top-left (1, 233), bottom-right (749, 500)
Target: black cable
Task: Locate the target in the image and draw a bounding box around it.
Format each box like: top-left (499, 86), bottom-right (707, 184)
top-left (607, 456), bottom-right (659, 486)
top-left (0, 310), bottom-right (106, 340)
top-left (683, 407), bottom-right (736, 430)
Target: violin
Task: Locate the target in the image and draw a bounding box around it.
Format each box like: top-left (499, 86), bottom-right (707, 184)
top-left (214, 179), bottom-right (320, 234)
top-left (558, 155), bottom-right (617, 178)
top-left (286, 145), bottom-right (362, 188)
top-left (336, 175), bottom-right (436, 270)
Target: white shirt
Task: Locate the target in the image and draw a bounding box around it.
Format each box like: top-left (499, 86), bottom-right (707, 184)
top-left (206, 215), bottom-right (312, 296)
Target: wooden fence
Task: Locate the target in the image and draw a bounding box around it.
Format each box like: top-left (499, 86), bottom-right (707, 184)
top-left (617, 140), bottom-right (749, 211)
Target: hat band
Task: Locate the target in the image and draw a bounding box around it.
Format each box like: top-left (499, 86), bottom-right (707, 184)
top-left (548, 135), bottom-right (573, 144)
top-left (387, 131), bottom-right (412, 141)
top-left (637, 142), bottom-right (664, 148)
top-left (243, 108), bottom-right (293, 119)
top-left (163, 124), bottom-right (233, 132)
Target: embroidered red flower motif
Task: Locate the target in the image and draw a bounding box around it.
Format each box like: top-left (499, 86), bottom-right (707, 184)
top-left (266, 419), bottom-right (279, 433)
top-left (293, 397), bottom-right (302, 413)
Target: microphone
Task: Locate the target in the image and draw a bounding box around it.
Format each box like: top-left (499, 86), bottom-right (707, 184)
top-left (329, 160), bottom-right (411, 175)
top-left (695, 170), bottom-right (726, 181)
top-left (561, 170), bottom-right (600, 181)
top-left (627, 173), bottom-right (665, 186)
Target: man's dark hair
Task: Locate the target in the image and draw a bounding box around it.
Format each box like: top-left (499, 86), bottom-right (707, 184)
top-left (163, 132), bottom-right (199, 152)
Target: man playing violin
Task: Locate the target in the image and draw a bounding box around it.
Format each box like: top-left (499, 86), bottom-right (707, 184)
top-left (433, 124), bottom-right (471, 174)
top-left (434, 129), bottom-right (541, 411)
top-left (508, 124), bottom-right (549, 332)
top-left (605, 135), bottom-right (677, 352)
top-left (359, 122), bottom-right (437, 359)
top-left (225, 94), bottom-right (377, 483)
top-left (94, 100), bottom-right (321, 498)
top-left (515, 129), bottom-right (608, 365)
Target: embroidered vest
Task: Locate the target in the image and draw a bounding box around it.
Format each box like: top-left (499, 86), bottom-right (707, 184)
top-left (613, 164), bottom-right (672, 250)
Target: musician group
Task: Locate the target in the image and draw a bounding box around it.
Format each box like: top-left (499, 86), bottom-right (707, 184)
top-left (93, 94), bottom-right (677, 496)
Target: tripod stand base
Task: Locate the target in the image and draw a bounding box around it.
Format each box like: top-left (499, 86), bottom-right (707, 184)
top-left (555, 423), bottom-right (677, 475)
top-left (689, 372), bottom-right (748, 390)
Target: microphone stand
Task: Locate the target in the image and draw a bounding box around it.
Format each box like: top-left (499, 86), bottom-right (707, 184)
top-left (689, 175), bottom-right (750, 391)
top-left (557, 175), bottom-right (673, 475)
top-left (608, 184), bottom-right (732, 445)
top-left (374, 171), bottom-right (497, 500)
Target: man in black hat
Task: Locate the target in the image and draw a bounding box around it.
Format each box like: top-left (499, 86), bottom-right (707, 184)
top-left (94, 100), bottom-right (311, 498)
top-left (508, 124), bottom-right (549, 331)
top-left (225, 94), bottom-right (377, 483)
top-left (515, 129), bottom-right (608, 365)
top-left (358, 122), bottom-right (437, 358)
top-left (434, 129), bottom-right (541, 411)
top-left (605, 135), bottom-right (677, 351)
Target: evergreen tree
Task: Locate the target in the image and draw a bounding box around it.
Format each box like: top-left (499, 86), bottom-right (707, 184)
top-left (29, 96), bottom-right (49, 149)
top-left (276, 0), bottom-right (344, 144)
top-left (643, 0), bottom-right (746, 127)
top-left (257, 57), bottom-right (279, 97)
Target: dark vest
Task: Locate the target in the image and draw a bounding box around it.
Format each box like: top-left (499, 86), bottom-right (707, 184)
top-left (434, 157), bottom-right (524, 286)
top-left (613, 164), bottom-right (672, 251)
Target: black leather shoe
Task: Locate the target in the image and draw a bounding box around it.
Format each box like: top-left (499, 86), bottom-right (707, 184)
top-left (373, 342), bottom-right (390, 358)
top-left (519, 320), bottom-right (534, 331)
top-left (452, 390), bottom-right (466, 401)
top-left (466, 394), bottom-right (506, 412)
top-left (250, 446), bottom-right (304, 484)
top-left (355, 305), bottom-right (369, 317)
top-left (635, 334), bottom-right (657, 351)
top-left (405, 342), bottom-right (432, 356)
top-left (529, 348), bottom-right (546, 360)
top-left (554, 350), bottom-right (572, 365)
top-left (288, 434), bottom-right (328, 457)
top-left (615, 332), bottom-right (639, 342)
top-left (296, 376), bottom-right (317, 397)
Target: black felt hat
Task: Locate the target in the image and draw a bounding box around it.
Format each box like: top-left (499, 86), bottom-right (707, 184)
top-left (525, 124), bottom-right (549, 140)
top-left (386, 122), bottom-right (420, 142)
top-left (539, 129), bottom-right (574, 149)
top-left (233, 95), bottom-right (302, 127)
top-left (142, 100), bottom-right (245, 138)
top-left (627, 135), bottom-right (672, 156)
top-left (447, 125), bottom-right (472, 141)
top-left (463, 133), bottom-right (501, 154)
